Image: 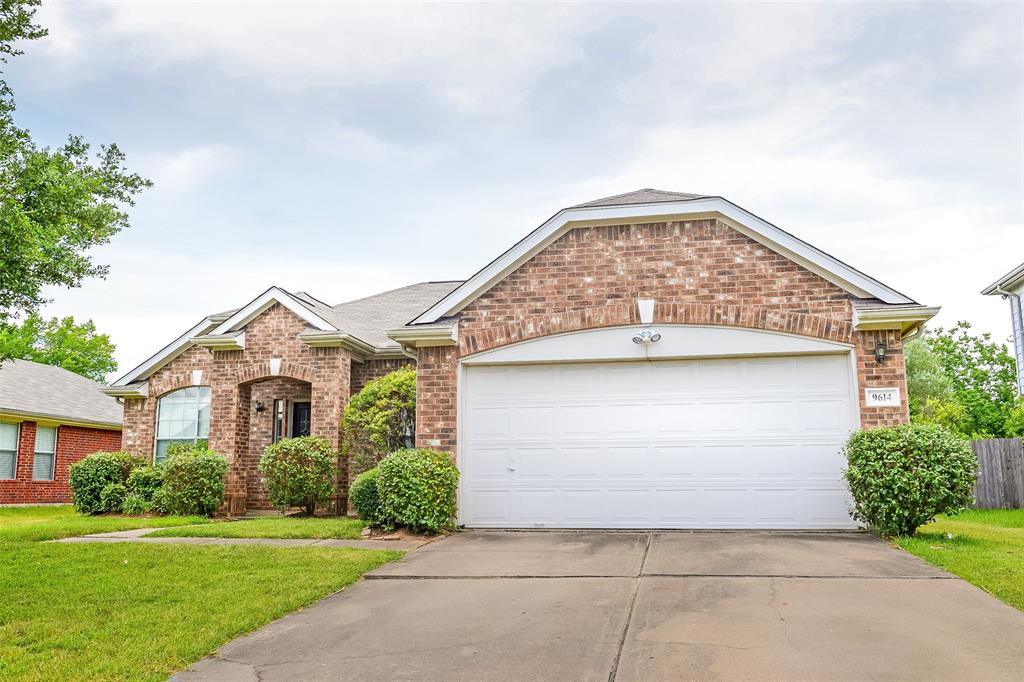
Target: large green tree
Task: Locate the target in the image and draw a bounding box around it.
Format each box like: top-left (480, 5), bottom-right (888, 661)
top-left (0, 1), bottom-right (150, 357)
top-left (0, 312), bottom-right (116, 381)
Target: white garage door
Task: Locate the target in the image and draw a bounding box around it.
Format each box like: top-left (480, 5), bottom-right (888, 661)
top-left (461, 355), bottom-right (856, 529)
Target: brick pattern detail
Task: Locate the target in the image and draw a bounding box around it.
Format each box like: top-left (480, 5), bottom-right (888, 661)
top-left (417, 218), bottom-right (910, 453)
top-left (0, 421), bottom-right (122, 504)
top-left (351, 358), bottom-right (414, 393)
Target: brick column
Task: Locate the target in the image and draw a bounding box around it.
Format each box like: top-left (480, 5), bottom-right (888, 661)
top-left (415, 345), bottom-right (458, 455)
top-left (210, 368), bottom-right (250, 516)
top-left (310, 348), bottom-right (351, 514)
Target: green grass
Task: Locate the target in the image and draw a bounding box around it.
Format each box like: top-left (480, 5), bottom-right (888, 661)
top-left (0, 505), bottom-right (208, 543)
top-left (147, 515), bottom-right (367, 540)
top-left (897, 509), bottom-right (1024, 611)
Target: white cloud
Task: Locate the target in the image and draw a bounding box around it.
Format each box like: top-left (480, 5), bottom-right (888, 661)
top-left (139, 144), bottom-right (238, 194)
top-left (325, 125), bottom-right (447, 169)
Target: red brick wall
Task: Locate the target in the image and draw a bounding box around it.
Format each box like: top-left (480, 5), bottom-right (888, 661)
top-left (351, 358), bottom-right (414, 393)
top-left (417, 218), bottom-right (910, 453)
top-left (0, 421), bottom-right (122, 504)
top-left (244, 378), bottom-right (313, 511)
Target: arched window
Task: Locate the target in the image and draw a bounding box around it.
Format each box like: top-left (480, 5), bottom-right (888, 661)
top-left (155, 386), bottom-right (211, 463)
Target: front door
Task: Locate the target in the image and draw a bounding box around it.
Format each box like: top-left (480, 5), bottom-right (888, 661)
top-left (291, 401), bottom-right (311, 437)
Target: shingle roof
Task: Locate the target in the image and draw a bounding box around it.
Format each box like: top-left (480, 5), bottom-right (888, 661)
top-left (329, 281), bottom-right (463, 347)
top-left (0, 359), bottom-right (123, 427)
top-left (572, 188), bottom-right (711, 208)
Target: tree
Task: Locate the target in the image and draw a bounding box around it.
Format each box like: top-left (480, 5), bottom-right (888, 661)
top-left (0, 1), bottom-right (151, 358)
top-left (341, 367), bottom-right (416, 474)
top-left (0, 312), bottom-right (116, 381)
top-left (903, 337), bottom-right (953, 417)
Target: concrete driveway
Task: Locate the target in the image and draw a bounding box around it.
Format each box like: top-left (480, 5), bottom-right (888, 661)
top-left (176, 531), bottom-right (1024, 681)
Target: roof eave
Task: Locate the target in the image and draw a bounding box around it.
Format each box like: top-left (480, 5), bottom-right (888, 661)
top-left (386, 324), bottom-right (459, 349)
top-left (853, 305), bottom-right (941, 338)
top-left (981, 263), bottom-right (1024, 295)
top-left (0, 408), bottom-right (123, 430)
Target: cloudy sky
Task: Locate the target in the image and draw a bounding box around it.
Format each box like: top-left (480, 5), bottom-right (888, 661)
top-left (9, 1), bottom-right (1023, 379)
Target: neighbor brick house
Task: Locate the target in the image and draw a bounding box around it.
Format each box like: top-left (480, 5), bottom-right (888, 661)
top-left (1, 360), bottom-right (123, 504)
top-left (107, 189), bottom-right (938, 527)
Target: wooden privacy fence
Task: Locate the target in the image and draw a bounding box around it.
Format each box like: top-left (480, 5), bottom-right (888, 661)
top-left (972, 438), bottom-right (1024, 509)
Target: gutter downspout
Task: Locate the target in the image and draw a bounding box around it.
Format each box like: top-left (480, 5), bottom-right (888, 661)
top-left (995, 284), bottom-right (1024, 395)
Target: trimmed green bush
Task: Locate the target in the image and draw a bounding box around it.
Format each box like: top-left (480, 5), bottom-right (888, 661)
top-left (126, 465), bottom-right (164, 502)
top-left (150, 486), bottom-right (171, 515)
top-left (376, 448), bottom-right (458, 533)
top-left (99, 482), bottom-right (128, 513)
top-left (843, 424), bottom-right (977, 537)
top-left (342, 367), bottom-right (416, 474)
top-left (349, 467), bottom-right (383, 526)
top-left (162, 445), bottom-right (229, 516)
top-left (68, 451), bottom-right (146, 515)
top-left (121, 492), bottom-right (152, 516)
top-left (259, 436), bottom-right (336, 515)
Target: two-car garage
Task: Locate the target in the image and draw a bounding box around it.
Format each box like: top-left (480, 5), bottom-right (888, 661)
top-left (458, 326), bottom-right (859, 529)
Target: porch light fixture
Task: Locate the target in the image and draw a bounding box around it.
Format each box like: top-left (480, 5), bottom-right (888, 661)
top-left (874, 340), bottom-right (887, 364)
top-left (253, 400), bottom-right (266, 414)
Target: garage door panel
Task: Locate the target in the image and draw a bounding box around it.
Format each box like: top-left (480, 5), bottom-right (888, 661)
top-left (462, 355), bottom-right (856, 529)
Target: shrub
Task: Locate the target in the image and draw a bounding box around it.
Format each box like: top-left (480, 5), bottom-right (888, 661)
top-left (258, 436), bottom-right (336, 515)
top-left (162, 445), bottom-right (229, 516)
top-left (121, 493), bottom-right (152, 516)
top-left (843, 424), bottom-right (977, 537)
top-left (376, 448), bottom-right (458, 533)
top-left (342, 367), bottom-right (416, 474)
top-left (126, 465), bottom-right (164, 502)
top-left (150, 486), bottom-right (171, 515)
top-left (68, 451), bottom-right (146, 515)
top-left (99, 482), bottom-right (128, 514)
top-left (349, 467), bottom-right (383, 526)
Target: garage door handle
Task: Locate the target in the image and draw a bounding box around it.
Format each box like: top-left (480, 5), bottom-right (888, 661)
top-left (506, 465), bottom-right (516, 471)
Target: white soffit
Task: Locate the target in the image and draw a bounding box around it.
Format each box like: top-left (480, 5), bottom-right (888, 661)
top-left (211, 286), bottom-right (336, 335)
top-left (460, 324), bottom-right (854, 366)
top-left (413, 197), bottom-right (915, 324)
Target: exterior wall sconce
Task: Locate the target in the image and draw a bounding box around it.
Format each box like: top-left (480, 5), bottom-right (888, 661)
top-left (253, 400), bottom-right (266, 414)
top-left (632, 298), bottom-right (662, 345)
top-left (874, 340), bottom-right (888, 364)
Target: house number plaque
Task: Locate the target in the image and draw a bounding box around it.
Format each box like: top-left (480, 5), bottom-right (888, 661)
top-left (864, 387), bottom-right (900, 407)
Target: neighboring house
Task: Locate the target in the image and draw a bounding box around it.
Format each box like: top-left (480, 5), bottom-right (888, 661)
top-left (106, 189), bottom-right (938, 528)
top-left (981, 261), bottom-right (1024, 395)
top-left (1, 359), bottom-right (123, 504)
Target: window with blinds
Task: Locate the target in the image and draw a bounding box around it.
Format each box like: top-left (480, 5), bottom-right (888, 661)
top-left (33, 425), bottom-right (57, 481)
top-left (0, 421), bottom-right (18, 479)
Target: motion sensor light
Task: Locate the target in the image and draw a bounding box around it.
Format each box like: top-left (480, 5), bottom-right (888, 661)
top-left (632, 329), bottom-right (662, 345)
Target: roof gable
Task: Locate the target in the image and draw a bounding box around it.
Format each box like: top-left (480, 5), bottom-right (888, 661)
top-left (411, 193), bottom-right (915, 324)
top-left (210, 286), bottom-right (337, 335)
top-left (0, 359), bottom-right (122, 427)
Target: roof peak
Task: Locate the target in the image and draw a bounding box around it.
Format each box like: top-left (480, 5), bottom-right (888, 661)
top-left (572, 188), bottom-right (711, 209)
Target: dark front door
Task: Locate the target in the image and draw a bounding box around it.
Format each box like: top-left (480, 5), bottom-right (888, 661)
top-left (291, 402), bottom-right (311, 437)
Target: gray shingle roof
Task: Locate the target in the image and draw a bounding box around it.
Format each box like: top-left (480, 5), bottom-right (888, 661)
top-left (572, 188), bottom-right (711, 208)
top-left (328, 281), bottom-right (463, 347)
top-left (0, 359), bottom-right (123, 427)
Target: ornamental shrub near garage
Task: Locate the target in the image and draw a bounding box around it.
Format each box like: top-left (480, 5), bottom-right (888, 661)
top-left (162, 445), bottom-right (229, 516)
top-left (376, 448), bottom-right (459, 533)
top-left (843, 424), bottom-right (976, 537)
top-left (259, 436), bottom-right (337, 515)
top-left (349, 467), bottom-right (383, 526)
top-left (68, 451), bottom-right (146, 515)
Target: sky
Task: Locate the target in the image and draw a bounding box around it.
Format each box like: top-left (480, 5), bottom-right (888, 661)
top-left (7, 1), bottom-right (1023, 381)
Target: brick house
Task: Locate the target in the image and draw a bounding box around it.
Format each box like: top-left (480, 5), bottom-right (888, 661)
top-left (107, 189), bottom-right (938, 527)
top-left (1, 360), bottom-right (123, 504)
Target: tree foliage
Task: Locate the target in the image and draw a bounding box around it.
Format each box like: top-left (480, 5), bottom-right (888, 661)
top-left (341, 367), bottom-right (416, 474)
top-left (0, 312), bottom-right (116, 380)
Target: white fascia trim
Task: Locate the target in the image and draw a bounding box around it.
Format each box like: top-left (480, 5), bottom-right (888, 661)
top-left (210, 287), bottom-right (336, 335)
top-left (853, 305), bottom-right (940, 337)
top-left (0, 409), bottom-right (123, 430)
top-left (190, 331), bottom-right (246, 351)
top-left (101, 384), bottom-right (149, 398)
top-left (111, 317), bottom-right (218, 386)
top-left (386, 325), bottom-right (458, 348)
top-left (297, 330), bottom-right (376, 355)
top-left (981, 262), bottom-right (1024, 295)
top-left (412, 197), bottom-right (914, 324)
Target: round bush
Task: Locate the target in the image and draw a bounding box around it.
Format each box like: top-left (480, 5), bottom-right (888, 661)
top-left (162, 446), bottom-right (229, 516)
top-left (68, 451), bottom-right (146, 515)
top-left (121, 492), bottom-right (152, 516)
top-left (99, 482), bottom-right (128, 514)
top-left (259, 436), bottom-right (336, 515)
top-left (843, 424), bottom-right (976, 536)
top-left (126, 465), bottom-right (164, 502)
top-left (376, 448), bottom-right (459, 533)
top-left (349, 467), bottom-right (383, 526)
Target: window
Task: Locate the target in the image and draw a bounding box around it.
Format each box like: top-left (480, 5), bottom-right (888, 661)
top-left (0, 421), bottom-right (18, 479)
top-left (272, 399), bottom-right (285, 443)
top-left (155, 386), bottom-right (211, 463)
top-left (33, 425), bottom-right (57, 480)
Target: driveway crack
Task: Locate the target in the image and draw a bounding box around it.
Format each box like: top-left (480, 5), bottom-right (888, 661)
top-left (607, 531), bottom-right (652, 682)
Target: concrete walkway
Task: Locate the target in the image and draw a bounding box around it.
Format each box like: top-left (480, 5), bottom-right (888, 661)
top-left (53, 527), bottom-right (428, 551)
top-left (174, 530), bottom-right (1024, 682)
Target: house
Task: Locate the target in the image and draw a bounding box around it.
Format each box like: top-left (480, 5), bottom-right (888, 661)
top-left (105, 189), bottom-right (938, 527)
top-left (1, 359), bottom-right (123, 504)
top-left (981, 261), bottom-right (1024, 395)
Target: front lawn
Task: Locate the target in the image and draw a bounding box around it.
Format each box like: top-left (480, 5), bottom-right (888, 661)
top-left (897, 509), bottom-right (1024, 611)
top-left (147, 515), bottom-right (366, 540)
top-left (0, 505), bottom-right (208, 543)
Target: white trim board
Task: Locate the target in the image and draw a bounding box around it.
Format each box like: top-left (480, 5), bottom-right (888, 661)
top-left (210, 286), bottom-right (336, 335)
top-left (413, 197), bottom-right (915, 324)
top-left (111, 317), bottom-right (218, 386)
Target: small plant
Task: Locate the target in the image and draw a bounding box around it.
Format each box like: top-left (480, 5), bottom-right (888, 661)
top-left (99, 482), bottom-right (128, 514)
top-left (259, 436), bottom-right (337, 515)
top-left (376, 448), bottom-right (458, 534)
top-left (342, 367), bottom-right (416, 474)
top-left (162, 444), bottom-right (228, 516)
top-left (843, 423), bottom-right (977, 537)
top-left (121, 492), bottom-right (152, 516)
top-left (68, 451), bottom-right (146, 515)
top-left (349, 467), bottom-right (383, 527)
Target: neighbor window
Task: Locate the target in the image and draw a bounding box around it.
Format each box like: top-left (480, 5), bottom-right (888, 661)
top-left (0, 421), bottom-right (18, 479)
top-left (32, 425), bottom-right (57, 481)
top-left (155, 386), bottom-right (211, 463)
